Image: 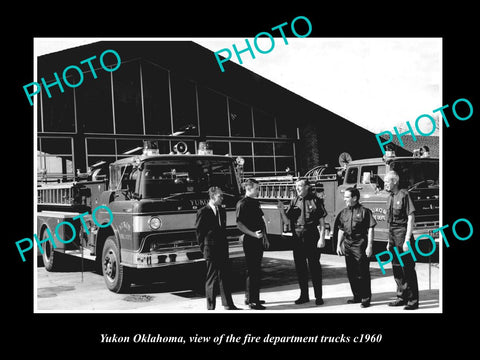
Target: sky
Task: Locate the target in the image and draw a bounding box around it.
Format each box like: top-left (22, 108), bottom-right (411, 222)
top-left (34, 37), bottom-right (442, 135)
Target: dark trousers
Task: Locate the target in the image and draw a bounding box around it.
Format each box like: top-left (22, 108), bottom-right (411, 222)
top-left (389, 227), bottom-right (419, 305)
top-left (293, 228), bottom-right (322, 299)
top-left (344, 238), bottom-right (371, 301)
top-left (243, 236), bottom-right (264, 303)
top-left (203, 245), bottom-right (234, 310)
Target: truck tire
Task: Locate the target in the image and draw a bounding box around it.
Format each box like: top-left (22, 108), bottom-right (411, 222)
top-left (102, 236), bottom-right (131, 293)
top-left (41, 226), bottom-right (61, 271)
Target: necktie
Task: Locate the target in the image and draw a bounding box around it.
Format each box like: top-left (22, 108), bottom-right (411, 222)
top-left (301, 197), bottom-right (306, 225)
top-left (216, 206), bottom-right (221, 226)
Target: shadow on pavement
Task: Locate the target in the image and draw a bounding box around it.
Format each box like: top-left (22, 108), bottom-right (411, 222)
top-left (128, 256), bottom-right (394, 297)
top-left (261, 289), bottom-right (439, 311)
top-left (38, 251), bottom-right (398, 300)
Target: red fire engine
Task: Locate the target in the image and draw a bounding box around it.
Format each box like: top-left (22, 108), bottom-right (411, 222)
top-left (37, 141), bottom-right (244, 293)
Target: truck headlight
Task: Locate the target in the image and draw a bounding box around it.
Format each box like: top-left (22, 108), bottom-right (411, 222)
top-left (148, 217), bottom-right (162, 230)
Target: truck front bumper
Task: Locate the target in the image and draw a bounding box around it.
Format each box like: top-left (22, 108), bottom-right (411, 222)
top-left (124, 241), bottom-right (244, 269)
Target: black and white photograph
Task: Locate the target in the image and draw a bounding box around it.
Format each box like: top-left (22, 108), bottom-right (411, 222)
top-left (8, 8), bottom-right (478, 353)
top-left (33, 37), bottom-right (442, 314)
top-left (30, 35), bottom-right (442, 312)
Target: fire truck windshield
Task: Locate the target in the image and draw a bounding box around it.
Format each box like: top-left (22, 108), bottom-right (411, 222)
top-left (389, 159), bottom-right (439, 190)
top-left (139, 158), bottom-right (240, 199)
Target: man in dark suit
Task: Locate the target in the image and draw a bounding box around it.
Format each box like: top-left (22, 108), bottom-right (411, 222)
top-left (195, 186), bottom-right (240, 310)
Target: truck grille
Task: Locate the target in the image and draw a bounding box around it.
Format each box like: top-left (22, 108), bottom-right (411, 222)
top-left (410, 188), bottom-right (439, 224)
top-left (142, 229), bottom-right (241, 253)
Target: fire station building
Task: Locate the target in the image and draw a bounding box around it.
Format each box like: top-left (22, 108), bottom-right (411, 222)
top-left (36, 41), bottom-right (409, 181)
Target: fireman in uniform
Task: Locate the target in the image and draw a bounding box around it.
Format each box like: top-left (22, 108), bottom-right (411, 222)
top-left (236, 178), bottom-right (269, 310)
top-left (336, 187), bottom-right (376, 308)
top-left (384, 170), bottom-right (419, 310)
top-left (277, 178), bottom-right (327, 305)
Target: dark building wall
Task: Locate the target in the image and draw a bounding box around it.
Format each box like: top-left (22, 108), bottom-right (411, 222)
top-left (284, 98), bottom-right (412, 174)
top-left (37, 40), bottom-right (393, 180)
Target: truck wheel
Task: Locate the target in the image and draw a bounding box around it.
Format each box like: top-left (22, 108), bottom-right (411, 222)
top-left (102, 237), bottom-right (130, 293)
top-left (41, 227), bottom-right (60, 271)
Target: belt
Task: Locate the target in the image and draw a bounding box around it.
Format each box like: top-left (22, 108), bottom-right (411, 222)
top-left (294, 224), bottom-right (317, 229)
top-left (344, 236), bottom-right (367, 244)
top-left (389, 225), bottom-right (407, 230)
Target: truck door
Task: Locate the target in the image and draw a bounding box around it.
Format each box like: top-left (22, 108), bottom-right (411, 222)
top-left (357, 164), bottom-right (389, 242)
top-left (331, 166), bottom-right (359, 249)
top-left (108, 164), bottom-right (136, 252)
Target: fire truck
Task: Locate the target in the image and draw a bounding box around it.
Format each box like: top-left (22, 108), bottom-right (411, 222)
top-left (257, 151), bottom-right (440, 255)
top-left (37, 141), bottom-right (244, 293)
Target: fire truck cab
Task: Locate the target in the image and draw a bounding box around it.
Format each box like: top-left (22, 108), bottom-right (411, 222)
top-left (37, 142), bottom-right (244, 293)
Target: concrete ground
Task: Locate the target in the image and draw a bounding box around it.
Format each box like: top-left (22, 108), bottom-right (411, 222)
top-left (35, 250), bottom-right (440, 313)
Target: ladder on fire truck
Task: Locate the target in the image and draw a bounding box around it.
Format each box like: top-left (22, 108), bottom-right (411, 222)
top-left (254, 165), bottom-right (337, 200)
top-left (37, 183), bottom-right (77, 206)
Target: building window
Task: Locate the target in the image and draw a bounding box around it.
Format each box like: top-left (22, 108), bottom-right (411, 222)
top-left (85, 138), bottom-right (116, 171)
top-left (113, 60), bottom-right (143, 134)
top-left (115, 139), bottom-right (143, 157)
top-left (198, 87), bottom-right (229, 136)
top-left (207, 141), bottom-right (230, 155)
top-left (231, 141), bottom-right (252, 156)
top-left (276, 116), bottom-right (296, 139)
top-left (253, 142), bottom-right (274, 156)
top-left (86, 155), bottom-right (115, 172)
top-left (275, 157), bottom-right (295, 174)
top-left (241, 157), bottom-right (254, 173)
top-left (85, 138), bottom-right (199, 171)
top-left (170, 73), bottom-right (199, 136)
top-left (141, 61), bottom-right (172, 136)
top-left (41, 84), bottom-right (75, 133)
top-left (229, 98), bottom-right (252, 137)
top-left (230, 141), bottom-right (253, 174)
top-left (254, 157), bottom-right (275, 173)
top-left (76, 70), bottom-right (113, 133)
top-left (37, 137), bottom-right (74, 181)
top-left (274, 142), bottom-right (293, 156)
top-left (253, 142), bottom-right (276, 175)
top-left (86, 138), bottom-right (116, 156)
top-left (253, 108), bottom-right (275, 137)
top-left (273, 142), bottom-right (295, 175)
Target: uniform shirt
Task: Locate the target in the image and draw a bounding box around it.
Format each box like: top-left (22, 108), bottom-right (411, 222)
top-left (286, 192), bottom-right (327, 228)
top-left (387, 188), bottom-right (415, 227)
top-left (236, 196), bottom-right (265, 232)
top-left (338, 203), bottom-right (377, 241)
